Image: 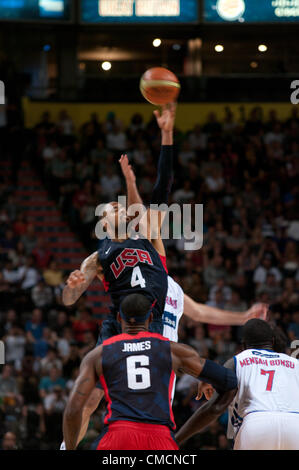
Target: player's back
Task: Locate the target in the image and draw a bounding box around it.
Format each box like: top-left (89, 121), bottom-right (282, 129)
top-left (228, 348), bottom-right (299, 449)
top-left (98, 237), bottom-right (168, 321)
top-left (233, 348), bottom-right (299, 416)
top-left (99, 331), bottom-right (176, 430)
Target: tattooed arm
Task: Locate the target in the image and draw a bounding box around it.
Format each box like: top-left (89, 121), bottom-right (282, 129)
top-left (63, 346), bottom-right (103, 450)
top-left (62, 251), bottom-right (102, 306)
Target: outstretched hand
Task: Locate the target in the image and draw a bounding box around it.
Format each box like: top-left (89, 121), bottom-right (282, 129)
top-left (246, 303), bottom-right (269, 322)
top-left (153, 102), bottom-right (177, 133)
top-left (119, 154), bottom-right (136, 183)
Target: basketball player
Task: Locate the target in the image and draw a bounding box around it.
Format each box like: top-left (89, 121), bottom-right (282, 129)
top-left (63, 293), bottom-right (237, 450)
top-left (118, 151), bottom-right (268, 341)
top-left (62, 103), bottom-right (177, 338)
top-left (175, 319), bottom-right (299, 450)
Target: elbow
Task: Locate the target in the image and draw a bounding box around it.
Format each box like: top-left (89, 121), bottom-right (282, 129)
top-left (64, 403), bottom-right (81, 420)
top-left (214, 387), bottom-right (238, 415)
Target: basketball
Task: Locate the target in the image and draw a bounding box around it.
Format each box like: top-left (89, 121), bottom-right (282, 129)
top-left (140, 67), bottom-right (181, 105)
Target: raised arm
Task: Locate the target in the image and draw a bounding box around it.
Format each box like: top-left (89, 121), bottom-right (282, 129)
top-left (174, 356), bottom-right (237, 446)
top-left (63, 346), bottom-right (102, 449)
top-left (144, 104), bottom-right (176, 254)
top-left (119, 154), bottom-right (143, 207)
top-left (183, 294), bottom-right (268, 326)
top-left (62, 251), bottom-right (101, 306)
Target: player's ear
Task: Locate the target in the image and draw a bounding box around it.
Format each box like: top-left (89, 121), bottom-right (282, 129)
top-left (117, 312), bottom-right (121, 323)
top-left (148, 312), bottom-right (153, 324)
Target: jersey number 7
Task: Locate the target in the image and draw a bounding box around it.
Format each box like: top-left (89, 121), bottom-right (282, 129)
top-left (260, 369), bottom-right (275, 391)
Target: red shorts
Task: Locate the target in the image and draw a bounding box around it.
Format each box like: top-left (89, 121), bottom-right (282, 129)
top-left (96, 420), bottom-right (179, 450)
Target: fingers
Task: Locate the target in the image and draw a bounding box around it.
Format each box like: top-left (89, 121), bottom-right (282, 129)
top-left (153, 110), bottom-right (160, 119)
top-left (67, 270), bottom-right (86, 288)
top-left (196, 382), bottom-right (214, 401)
top-left (195, 382), bottom-right (204, 401)
top-left (119, 154), bottom-right (128, 164)
top-left (205, 387), bottom-right (215, 400)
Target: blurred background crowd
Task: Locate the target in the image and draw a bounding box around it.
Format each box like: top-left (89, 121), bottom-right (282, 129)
top-left (0, 104), bottom-right (298, 450)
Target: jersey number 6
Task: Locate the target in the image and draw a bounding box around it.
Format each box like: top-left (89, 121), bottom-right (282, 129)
top-left (126, 355), bottom-right (151, 390)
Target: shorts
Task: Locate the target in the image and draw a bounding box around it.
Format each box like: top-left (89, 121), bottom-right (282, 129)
top-left (93, 420), bottom-right (179, 451)
top-left (234, 411), bottom-right (299, 450)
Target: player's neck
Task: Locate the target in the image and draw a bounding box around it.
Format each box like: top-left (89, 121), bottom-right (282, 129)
top-left (123, 325), bottom-right (148, 335)
top-left (248, 344), bottom-right (273, 350)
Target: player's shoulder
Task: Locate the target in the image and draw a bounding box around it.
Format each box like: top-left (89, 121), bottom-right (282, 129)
top-left (167, 275), bottom-right (184, 295)
top-left (170, 340), bottom-right (198, 357)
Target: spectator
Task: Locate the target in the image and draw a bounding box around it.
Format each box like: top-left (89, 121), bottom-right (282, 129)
top-left (20, 224), bottom-right (37, 255)
top-left (18, 256), bottom-right (40, 290)
top-left (4, 326), bottom-right (26, 366)
top-left (32, 238), bottom-right (53, 269)
top-left (287, 310), bottom-right (299, 341)
top-left (188, 124), bottom-right (207, 152)
top-left (203, 255), bottom-right (226, 288)
top-left (0, 365), bottom-right (20, 402)
top-left (72, 307), bottom-right (97, 344)
top-left (25, 308), bottom-right (45, 341)
top-left (31, 279), bottom-right (54, 309)
top-left (253, 254), bottom-right (282, 285)
top-left (40, 347), bottom-right (63, 375)
top-left (100, 166), bottom-right (121, 200)
top-left (0, 431), bottom-right (17, 450)
top-left (43, 260), bottom-right (64, 287)
top-left (106, 124), bottom-right (127, 152)
top-left (39, 366), bottom-right (66, 399)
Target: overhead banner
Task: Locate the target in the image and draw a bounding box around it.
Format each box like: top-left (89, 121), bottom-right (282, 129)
top-left (81, 0), bottom-right (198, 23)
top-left (204, 0), bottom-right (299, 22)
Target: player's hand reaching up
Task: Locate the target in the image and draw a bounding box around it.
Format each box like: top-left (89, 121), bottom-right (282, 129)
top-left (66, 270), bottom-right (86, 289)
top-left (246, 303), bottom-right (269, 322)
top-left (119, 154), bottom-right (136, 184)
top-left (153, 102), bottom-right (177, 133)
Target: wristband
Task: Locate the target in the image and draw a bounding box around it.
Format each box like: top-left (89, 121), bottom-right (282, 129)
top-left (198, 359), bottom-right (237, 394)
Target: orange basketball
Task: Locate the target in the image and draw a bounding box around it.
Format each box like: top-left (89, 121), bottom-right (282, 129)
top-left (140, 67), bottom-right (181, 105)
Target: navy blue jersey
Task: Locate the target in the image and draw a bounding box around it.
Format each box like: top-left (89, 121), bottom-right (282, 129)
top-left (98, 237), bottom-right (168, 324)
top-left (99, 332), bottom-right (176, 430)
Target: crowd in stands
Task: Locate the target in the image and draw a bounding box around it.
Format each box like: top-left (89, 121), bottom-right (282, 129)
top-left (0, 104), bottom-right (298, 450)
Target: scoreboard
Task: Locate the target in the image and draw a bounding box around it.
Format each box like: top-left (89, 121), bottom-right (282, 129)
top-left (81, 0), bottom-right (198, 23)
top-left (204, 0), bottom-right (299, 23)
top-left (0, 0), bottom-right (71, 21)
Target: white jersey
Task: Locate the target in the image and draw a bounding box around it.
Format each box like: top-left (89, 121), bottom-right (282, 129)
top-left (162, 276), bottom-right (184, 342)
top-left (228, 348), bottom-right (299, 440)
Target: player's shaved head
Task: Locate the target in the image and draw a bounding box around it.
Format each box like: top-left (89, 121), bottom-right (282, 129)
top-left (242, 319), bottom-right (274, 349)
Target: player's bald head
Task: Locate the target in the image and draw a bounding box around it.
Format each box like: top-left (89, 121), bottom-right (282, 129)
top-left (242, 319), bottom-right (274, 349)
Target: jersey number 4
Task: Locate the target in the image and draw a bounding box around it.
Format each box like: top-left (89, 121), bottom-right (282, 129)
top-left (260, 369), bottom-right (275, 391)
top-left (126, 355), bottom-right (151, 390)
top-left (131, 266), bottom-right (146, 288)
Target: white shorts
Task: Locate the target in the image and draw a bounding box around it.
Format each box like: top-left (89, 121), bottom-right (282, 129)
top-left (234, 411), bottom-right (299, 450)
